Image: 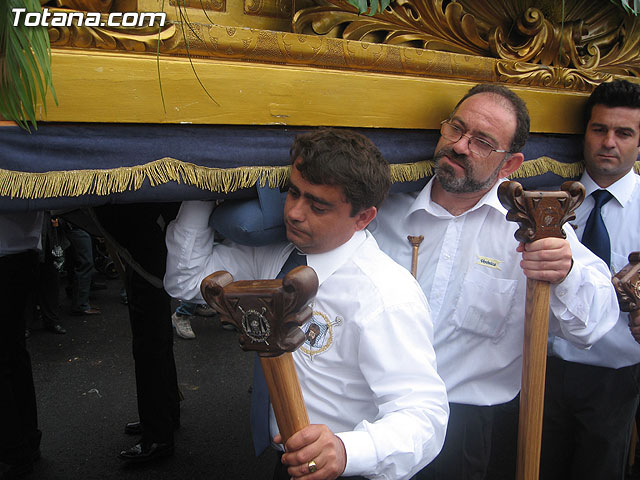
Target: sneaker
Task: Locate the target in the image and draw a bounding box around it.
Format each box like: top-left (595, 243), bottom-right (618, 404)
top-left (194, 304), bottom-right (216, 317)
top-left (171, 313), bottom-right (195, 339)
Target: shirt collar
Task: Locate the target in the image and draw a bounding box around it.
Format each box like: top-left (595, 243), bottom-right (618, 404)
top-left (580, 170), bottom-right (636, 207)
top-left (305, 229), bottom-right (367, 286)
top-left (406, 176), bottom-right (507, 219)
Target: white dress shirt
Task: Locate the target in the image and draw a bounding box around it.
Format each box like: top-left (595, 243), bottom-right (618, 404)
top-left (370, 178), bottom-right (618, 405)
top-left (549, 170), bottom-right (640, 368)
top-left (0, 212), bottom-right (43, 256)
top-left (165, 200), bottom-right (449, 480)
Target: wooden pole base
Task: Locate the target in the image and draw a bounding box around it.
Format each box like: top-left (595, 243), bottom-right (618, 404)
top-left (260, 353), bottom-right (310, 444)
top-left (516, 278), bottom-right (550, 480)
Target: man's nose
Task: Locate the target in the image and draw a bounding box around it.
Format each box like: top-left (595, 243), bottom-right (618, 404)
top-left (287, 199), bottom-right (305, 221)
top-left (602, 130), bottom-right (617, 148)
top-left (452, 133), bottom-right (472, 155)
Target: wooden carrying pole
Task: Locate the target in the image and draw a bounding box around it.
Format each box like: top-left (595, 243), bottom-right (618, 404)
top-left (517, 277), bottom-right (550, 479)
top-left (498, 181), bottom-right (584, 480)
top-left (261, 354), bottom-right (309, 442)
top-left (200, 266), bottom-right (319, 445)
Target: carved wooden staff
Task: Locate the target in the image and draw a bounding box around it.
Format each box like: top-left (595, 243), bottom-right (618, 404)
top-left (408, 235), bottom-right (424, 278)
top-left (200, 266), bottom-right (318, 444)
top-left (498, 181), bottom-right (585, 480)
top-left (613, 252), bottom-right (640, 315)
top-left (613, 252), bottom-right (640, 470)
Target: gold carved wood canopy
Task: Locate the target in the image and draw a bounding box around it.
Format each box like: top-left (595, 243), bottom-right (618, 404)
top-left (32, 0), bottom-right (640, 132)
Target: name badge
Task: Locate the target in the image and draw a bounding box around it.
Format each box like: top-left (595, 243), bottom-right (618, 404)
top-left (476, 255), bottom-right (503, 270)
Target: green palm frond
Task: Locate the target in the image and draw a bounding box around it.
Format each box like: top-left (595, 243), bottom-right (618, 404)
top-left (0, 0), bottom-right (57, 131)
top-left (345, 0), bottom-right (392, 16)
top-left (613, 0), bottom-right (640, 15)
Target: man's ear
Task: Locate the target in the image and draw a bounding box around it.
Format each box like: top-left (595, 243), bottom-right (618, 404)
top-left (354, 206), bottom-right (377, 231)
top-left (498, 152), bottom-right (524, 179)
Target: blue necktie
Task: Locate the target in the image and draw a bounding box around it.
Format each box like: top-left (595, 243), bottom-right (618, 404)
top-left (581, 189), bottom-right (613, 267)
top-left (250, 249), bottom-right (307, 455)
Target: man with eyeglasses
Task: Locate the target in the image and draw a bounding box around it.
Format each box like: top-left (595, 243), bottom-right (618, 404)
top-left (369, 83), bottom-right (618, 480)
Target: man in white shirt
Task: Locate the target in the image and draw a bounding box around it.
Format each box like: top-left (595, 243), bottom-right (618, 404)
top-left (164, 129), bottom-right (449, 480)
top-left (369, 84), bottom-right (618, 480)
top-left (540, 79), bottom-right (640, 480)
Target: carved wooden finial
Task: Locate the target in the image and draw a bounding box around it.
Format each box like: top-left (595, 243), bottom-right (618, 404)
top-left (407, 235), bottom-right (424, 278)
top-left (200, 266), bottom-right (319, 357)
top-left (498, 181), bottom-right (585, 243)
top-left (613, 252), bottom-right (640, 313)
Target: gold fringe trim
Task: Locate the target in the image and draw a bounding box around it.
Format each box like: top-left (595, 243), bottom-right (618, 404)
top-left (1, 157), bottom-right (638, 200)
top-left (509, 157), bottom-right (584, 179)
top-left (0, 158), bottom-right (291, 199)
top-left (390, 161), bottom-right (434, 183)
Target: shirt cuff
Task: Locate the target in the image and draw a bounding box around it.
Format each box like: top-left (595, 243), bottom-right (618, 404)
top-left (551, 261), bottom-right (588, 326)
top-left (336, 430), bottom-right (377, 478)
top-left (176, 200), bottom-right (216, 229)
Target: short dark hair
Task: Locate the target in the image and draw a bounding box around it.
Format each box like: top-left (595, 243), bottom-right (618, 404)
top-left (453, 83), bottom-right (530, 153)
top-left (584, 79), bottom-right (640, 128)
top-left (290, 128), bottom-right (391, 216)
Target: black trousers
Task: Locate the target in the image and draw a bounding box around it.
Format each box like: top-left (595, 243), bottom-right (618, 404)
top-left (95, 203), bottom-right (180, 444)
top-left (540, 356), bottom-right (640, 480)
top-left (485, 393), bottom-right (519, 480)
top-left (415, 402), bottom-right (501, 480)
top-left (0, 251), bottom-right (41, 464)
top-left (36, 245), bottom-right (61, 329)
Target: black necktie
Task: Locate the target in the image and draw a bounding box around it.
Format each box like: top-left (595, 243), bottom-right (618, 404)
top-left (250, 249), bottom-right (306, 455)
top-left (581, 189), bottom-right (613, 267)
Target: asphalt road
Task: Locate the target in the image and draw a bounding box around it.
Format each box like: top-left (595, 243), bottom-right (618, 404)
top-left (27, 275), bottom-right (279, 479)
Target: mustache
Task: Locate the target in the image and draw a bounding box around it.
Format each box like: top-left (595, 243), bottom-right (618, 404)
top-left (595, 150), bottom-right (619, 158)
top-left (435, 147), bottom-right (471, 171)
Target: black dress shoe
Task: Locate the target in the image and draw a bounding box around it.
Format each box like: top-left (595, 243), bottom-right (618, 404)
top-left (124, 421), bottom-right (143, 436)
top-left (118, 442), bottom-right (174, 464)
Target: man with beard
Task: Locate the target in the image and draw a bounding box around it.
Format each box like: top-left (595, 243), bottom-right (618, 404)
top-left (369, 83), bottom-right (618, 480)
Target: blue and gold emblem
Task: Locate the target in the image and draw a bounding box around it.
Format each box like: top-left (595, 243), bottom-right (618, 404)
top-left (300, 310), bottom-right (343, 359)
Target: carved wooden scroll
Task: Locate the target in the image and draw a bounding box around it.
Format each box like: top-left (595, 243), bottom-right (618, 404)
top-left (201, 266), bottom-right (319, 443)
top-left (613, 252), bottom-right (640, 313)
top-left (498, 181), bottom-right (585, 243)
top-left (498, 180), bottom-right (585, 480)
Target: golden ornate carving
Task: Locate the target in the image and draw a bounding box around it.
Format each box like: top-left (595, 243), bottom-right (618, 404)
top-left (495, 61), bottom-right (612, 90)
top-left (48, 9), bottom-right (178, 51)
top-left (56, 0), bottom-right (114, 12)
top-left (293, 0), bottom-right (640, 86)
top-left (168, 0), bottom-right (225, 11)
top-left (44, 0), bottom-right (640, 93)
top-left (244, 0), bottom-right (292, 19)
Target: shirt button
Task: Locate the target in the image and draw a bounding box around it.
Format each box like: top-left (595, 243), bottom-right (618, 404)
top-left (557, 288), bottom-right (567, 297)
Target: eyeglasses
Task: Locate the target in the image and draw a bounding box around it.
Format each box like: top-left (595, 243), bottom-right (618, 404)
top-left (440, 121), bottom-right (511, 158)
